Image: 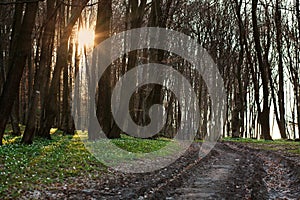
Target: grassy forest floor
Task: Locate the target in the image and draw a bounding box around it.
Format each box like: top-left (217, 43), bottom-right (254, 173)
top-left (0, 130), bottom-right (300, 199)
top-left (223, 137), bottom-right (300, 155)
top-left (0, 130), bottom-right (171, 198)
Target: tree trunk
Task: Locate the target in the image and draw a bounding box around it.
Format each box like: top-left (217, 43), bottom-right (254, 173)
top-left (233, 0), bottom-right (246, 138)
top-left (0, 25), bottom-right (5, 92)
top-left (0, 2), bottom-right (38, 145)
top-left (74, 39), bottom-right (81, 129)
top-left (61, 34), bottom-right (75, 135)
top-left (89, 0), bottom-right (113, 140)
top-left (251, 0), bottom-right (272, 140)
top-left (10, 95), bottom-right (21, 136)
top-left (103, 0), bottom-right (147, 138)
top-left (296, 0), bottom-right (300, 138)
top-left (22, 0), bottom-right (58, 144)
top-left (39, 0), bottom-right (89, 139)
top-left (275, 0), bottom-right (287, 139)
top-left (297, 0), bottom-right (300, 33)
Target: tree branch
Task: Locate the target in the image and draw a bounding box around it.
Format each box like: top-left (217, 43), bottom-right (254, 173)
top-left (0, 0), bottom-right (45, 5)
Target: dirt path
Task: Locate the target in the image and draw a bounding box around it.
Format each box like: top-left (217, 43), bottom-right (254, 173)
top-left (165, 143), bottom-right (268, 200)
top-left (26, 142), bottom-right (300, 200)
top-left (168, 143), bottom-right (300, 199)
top-left (226, 142), bottom-right (300, 200)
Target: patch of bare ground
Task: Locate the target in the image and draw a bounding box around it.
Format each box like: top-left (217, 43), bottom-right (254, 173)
top-left (226, 142), bottom-right (300, 200)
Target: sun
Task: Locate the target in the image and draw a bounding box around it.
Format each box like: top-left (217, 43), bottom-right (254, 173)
top-left (78, 28), bottom-right (95, 48)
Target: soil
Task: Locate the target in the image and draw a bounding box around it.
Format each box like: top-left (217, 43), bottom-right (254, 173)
top-left (25, 142), bottom-right (300, 200)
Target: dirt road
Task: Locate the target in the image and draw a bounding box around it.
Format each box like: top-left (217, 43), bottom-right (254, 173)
top-left (28, 142), bottom-right (300, 200)
top-left (167, 143), bottom-right (300, 199)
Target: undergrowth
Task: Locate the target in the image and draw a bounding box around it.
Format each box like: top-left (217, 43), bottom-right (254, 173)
top-left (0, 130), bottom-right (173, 198)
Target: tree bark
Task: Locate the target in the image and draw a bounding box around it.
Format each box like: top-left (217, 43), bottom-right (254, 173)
top-left (251, 0), bottom-right (272, 140)
top-left (89, 0), bottom-right (113, 140)
top-left (61, 34), bottom-right (75, 135)
top-left (233, 0), bottom-right (245, 138)
top-left (274, 0), bottom-right (287, 139)
top-left (296, 0), bottom-right (300, 138)
top-left (22, 0), bottom-right (58, 144)
top-left (39, 0), bottom-right (89, 139)
top-left (10, 96), bottom-right (21, 136)
top-left (108, 0), bottom-right (147, 138)
top-left (0, 1), bottom-right (38, 145)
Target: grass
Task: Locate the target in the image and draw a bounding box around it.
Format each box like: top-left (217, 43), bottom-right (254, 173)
top-left (0, 130), bottom-right (175, 198)
top-left (111, 134), bottom-right (172, 153)
top-left (223, 137), bottom-right (296, 144)
top-left (223, 137), bottom-right (300, 155)
top-left (2, 130), bottom-right (297, 198)
top-left (78, 132), bottom-right (179, 168)
top-left (0, 131), bottom-right (104, 198)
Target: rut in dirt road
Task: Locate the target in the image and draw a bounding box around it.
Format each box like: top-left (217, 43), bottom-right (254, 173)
top-left (171, 144), bottom-right (242, 199)
top-left (27, 143), bottom-right (300, 200)
top-left (226, 143), bottom-right (300, 200)
top-left (167, 143), bottom-right (267, 199)
top-left (166, 143), bottom-right (300, 200)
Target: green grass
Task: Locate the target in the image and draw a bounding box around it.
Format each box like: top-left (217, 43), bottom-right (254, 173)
top-left (289, 148), bottom-right (300, 154)
top-left (112, 134), bottom-right (172, 153)
top-left (78, 133), bottom-right (179, 168)
top-left (0, 131), bottom-right (176, 198)
top-left (223, 137), bottom-right (297, 144)
top-left (222, 137), bottom-right (300, 155)
top-left (0, 132), bottom-right (105, 198)
top-left (223, 137), bottom-right (273, 143)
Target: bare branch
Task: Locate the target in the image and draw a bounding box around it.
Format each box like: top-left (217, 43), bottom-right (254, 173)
top-left (0, 0), bottom-right (45, 5)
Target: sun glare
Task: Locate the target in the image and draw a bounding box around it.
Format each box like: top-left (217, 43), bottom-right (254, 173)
top-left (78, 28), bottom-right (95, 48)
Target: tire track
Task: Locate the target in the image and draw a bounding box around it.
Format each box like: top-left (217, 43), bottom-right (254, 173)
top-left (226, 142), bottom-right (300, 200)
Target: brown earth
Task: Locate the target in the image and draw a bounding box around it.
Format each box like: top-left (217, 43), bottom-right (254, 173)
top-left (25, 142), bottom-right (300, 200)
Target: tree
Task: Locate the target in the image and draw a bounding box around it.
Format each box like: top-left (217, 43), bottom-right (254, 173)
top-left (39, 0), bottom-right (89, 139)
top-left (92, 0), bottom-right (114, 140)
top-left (274, 0), bottom-right (287, 139)
top-left (106, 0), bottom-right (148, 138)
top-left (251, 0), bottom-right (272, 140)
top-left (1, 0), bottom-right (299, 144)
top-left (232, 0), bottom-right (246, 138)
top-left (0, 1), bottom-right (38, 145)
top-left (22, 0), bottom-right (58, 144)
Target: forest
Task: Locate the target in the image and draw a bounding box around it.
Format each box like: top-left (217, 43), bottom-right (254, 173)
top-left (0, 0), bottom-right (300, 143)
top-left (1, 0), bottom-right (300, 143)
top-left (0, 0), bottom-right (300, 199)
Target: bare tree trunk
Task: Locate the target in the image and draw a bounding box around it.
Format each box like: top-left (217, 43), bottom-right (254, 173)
top-left (0, 31), bottom-right (4, 92)
top-left (274, 0), bottom-right (287, 139)
top-left (22, 0), bottom-right (58, 144)
top-left (61, 34), bottom-right (75, 135)
top-left (90, 0), bottom-right (113, 140)
top-left (74, 39), bottom-right (81, 129)
top-left (109, 0), bottom-right (147, 138)
top-left (0, 2), bottom-right (38, 145)
top-left (297, 0), bottom-right (300, 33)
top-left (251, 0), bottom-right (272, 140)
top-left (296, 0), bottom-right (300, 138)
top-left (233, 0), bottom-right (245, 138)
top-left (10, 96), bottom-right (21, 136)
top-left (39, 0), bottom-right (89, 139)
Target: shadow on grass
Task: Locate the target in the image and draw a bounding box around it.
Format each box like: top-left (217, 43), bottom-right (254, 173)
top-left (0, 130), bottom-right (105, 199)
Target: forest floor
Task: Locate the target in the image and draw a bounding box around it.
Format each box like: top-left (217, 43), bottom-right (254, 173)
top-left (20, 139), bottom-right (300, 200)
